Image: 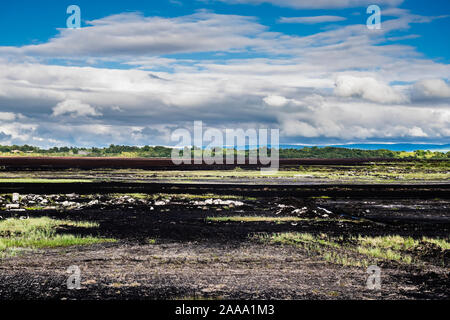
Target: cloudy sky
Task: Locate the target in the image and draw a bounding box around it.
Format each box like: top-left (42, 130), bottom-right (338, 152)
top-left (0, 0), bottom-right (449, 147)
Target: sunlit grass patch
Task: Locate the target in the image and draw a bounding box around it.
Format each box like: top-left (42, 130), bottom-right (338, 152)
top-left (0, 217), bottom-right (116, 257)
top-left (256, 232), bottom-right (364, 266)
top-left (0, 217), bottom-right (97, 236)
top-left (422, 237), bottom-right (450, 250)
top-left (0, 178), bottom-right (92, 183)
top-left (262, 232), bottom-right (340, 248)
top-left (356, 246), bottom-right (412, 264)
top-left (322, 251), bottom-right (366, 267)
top-left (254, 232), bottom-right (446, 266)
top-left (24, 207), bottom-right (45, 211)
top-left (358, 235), bottom-right (419, 251)
top-left (123, 193), bottom-right (149, 199)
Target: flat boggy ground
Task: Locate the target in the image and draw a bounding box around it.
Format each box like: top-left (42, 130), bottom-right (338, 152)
top-left (0, 194), bottom-right (448, 300)
top-left (1, 241), bottom-right (447, 300)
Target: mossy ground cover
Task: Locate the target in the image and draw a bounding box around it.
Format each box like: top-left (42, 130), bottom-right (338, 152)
top-left (0, 217), bottom-right (116, 257)
top-left (255, 232), bottom-right (449, 267)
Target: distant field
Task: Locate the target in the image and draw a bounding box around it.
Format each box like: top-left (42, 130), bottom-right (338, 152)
top-left (0, 160), bottom-right (447, 184)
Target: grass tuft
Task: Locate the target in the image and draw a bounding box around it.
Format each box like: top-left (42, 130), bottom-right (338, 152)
top-left (254, 232), bottom-right (448, 267)
top-left (0, 217), bottom-right (116, 257)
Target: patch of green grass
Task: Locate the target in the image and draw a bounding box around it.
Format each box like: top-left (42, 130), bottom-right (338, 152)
top-left (0, 217), bottom-right (98, 236)
top-left (0, 178), bottom-right (92, 183)
top-left (264, 232), bottom-right (340, 248)
top-left (358, 235), bottom-right (419, 251)
top-left (0, 217), bottom-right (116, 257)
top-left (24, 207), bottom-right (45, 211)
top-left (255, 232), bottom-right (444, 266)
top-left (356, 246), bottom-right (412, 264)
top-left (322, 251), bottom-right (367, 267)
top-left (148, 239), bottom-right (157, 245)
top-left (422, 237), bottom-right (450, 250)
top-left (257, 232), bottom-right (365, 267)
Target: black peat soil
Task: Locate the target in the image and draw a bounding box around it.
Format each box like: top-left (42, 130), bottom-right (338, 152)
top-left (0, 195), bottom-right (449, 300)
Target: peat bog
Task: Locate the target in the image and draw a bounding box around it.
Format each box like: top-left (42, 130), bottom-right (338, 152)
top-left (0, 160), bottom-right (449, 300)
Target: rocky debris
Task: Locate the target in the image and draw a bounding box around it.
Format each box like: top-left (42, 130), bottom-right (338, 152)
top-left (0, 193), bottom-right (159, 211)
top-left (273, 198), bottom-right (340, 219)
top-left (106, 195), bottom-right (151, 207)
top-left (62, 201), bottom-right (79, 209)
top-left (154, 200), bottom-right (169, 206)
top-left (5, 204), bottom-right (20, 210)
top-left (12, 193), bottom-right (20, 203)
top-left (291, 207), bottom-right (308, 215)
top-left (191, 199), bottom-right (244, 207)
top-left (317, 207), bottom-right (333, 218)
top-left (88, 200), bottom-right (99, 206)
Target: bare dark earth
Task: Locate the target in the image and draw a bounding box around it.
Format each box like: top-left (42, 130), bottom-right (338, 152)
top-left (0, 192), bottom-right (448, 300)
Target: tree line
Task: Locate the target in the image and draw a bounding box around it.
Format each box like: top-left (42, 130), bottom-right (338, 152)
top-left (0, 144), bottom-right (449, 159)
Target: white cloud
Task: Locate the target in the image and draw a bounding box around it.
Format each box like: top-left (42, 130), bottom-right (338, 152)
top-left (263, 95), bottom-right (289, 107)
top-left (334, 75), bottom-right (408, 104)
top-left (408, 127), bottom-right (427, 137)
top-left (412, 79), bottom-right (450, 99)
top-left (219, 0), bottom-right (403, 9)
top-left (0, 12), bottom-right (269, 59)
top-left (279, 16), bottom-right (347, 24)
top-left (0, 10), bottom-right (449, 147)
top-left (0, 112), bottom-right (18, 121)
top-left (52, 100), bottom-right (101, 118)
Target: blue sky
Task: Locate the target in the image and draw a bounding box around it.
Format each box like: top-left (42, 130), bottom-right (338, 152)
top-left (0, 0), bottom-right (449, 147)
top-left (2, 0), bottom-right (448, 61)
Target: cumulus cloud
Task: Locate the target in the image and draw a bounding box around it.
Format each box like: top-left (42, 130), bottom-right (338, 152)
top-left (263, 95), bottom-right (290, 107)
top-left (52, 100), bottom-right (102, 118)
top-left (219, 0), bottom-right (403, 9)
top-left (334, 75), bottom-right (408, 104)
top-left (0, 112), bottom-right (18, 121)
top-left (0, 12), bottom-right (269, 59)
top-left (277, 98), bottom-right (449, 141)
top-left (279, 16), bottom-right (347, 24)
top-left (0, 9), bottom-right (449, 147)
top-left (408, 126), bottom-right (427, 137)
top-left (412, 79), bottom-right (450, 99)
